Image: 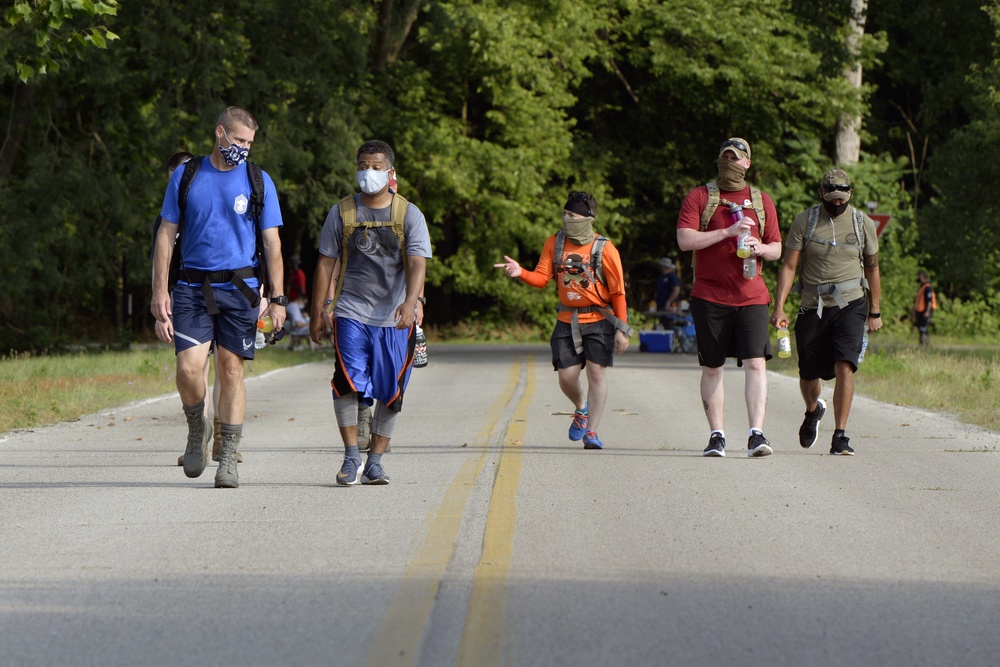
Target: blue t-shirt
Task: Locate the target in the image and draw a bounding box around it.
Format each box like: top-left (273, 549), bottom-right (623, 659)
top-left (159, 157), bottom-right (283, 289)
top-left (656, 271), bottom-right (680, 310)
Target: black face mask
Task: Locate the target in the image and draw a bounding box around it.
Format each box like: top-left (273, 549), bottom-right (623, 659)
top-left (823, 200), bottom-right (849, 217)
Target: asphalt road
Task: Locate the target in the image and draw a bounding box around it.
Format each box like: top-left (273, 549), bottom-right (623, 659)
top-left (2, 344), bottom-right (999, 667)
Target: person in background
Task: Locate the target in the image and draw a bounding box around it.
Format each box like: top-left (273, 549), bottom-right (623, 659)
top-left (655, 257), bottom-right (681, 312)
top-left (676, 137), bottom-right (782, 458)
top-left (287, 255), bottom-right (307, 302)
top-left (914, 270), bottom-right (937, 346)
top-left (285, 292), bottom-right (315, 351)
top-left (495, 191), bottom-right (632, 450)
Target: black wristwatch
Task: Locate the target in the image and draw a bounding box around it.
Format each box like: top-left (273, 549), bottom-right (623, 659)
top-left (417, 296), bottom-right (426, 304)
top-left (271, 295), bottom-right (289, 306)
top-left (868, 311), bottom-right (880, 318)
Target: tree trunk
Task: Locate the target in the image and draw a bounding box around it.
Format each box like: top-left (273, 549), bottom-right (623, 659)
top-left (834, 0), bottom-right (867, 166)
top-left (0, 83), bottom-right (36, 180)
top-left (373, 0), bottom-right (423, 72)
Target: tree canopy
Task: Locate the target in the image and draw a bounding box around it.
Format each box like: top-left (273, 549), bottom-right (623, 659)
top-left (1, 0), bottom-right (997, 352)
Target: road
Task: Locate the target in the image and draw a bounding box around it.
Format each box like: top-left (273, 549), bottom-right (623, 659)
top-left (2, 344), bottom-right (1000, 666)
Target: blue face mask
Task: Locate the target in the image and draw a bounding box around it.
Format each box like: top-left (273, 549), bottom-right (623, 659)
top-left (219, 128), bottom-right (250, 167)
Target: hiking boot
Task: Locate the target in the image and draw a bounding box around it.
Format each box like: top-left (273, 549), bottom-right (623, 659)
top-left (182, 412), bottom-right (211, 478)
top-left (211, 416), bottom-right (243, 463)
top-left (337, 456), bottom-right (362, 486)
top-left (830, 433), bottom-right (855, 456)
top-left (747, 431), bottom-right (773, 458)
top-left (357, 404), bottom-right (373, 452)
top-left (799, 398), bottom-right (826, 449)
top-left (568, 403), bottom-right (588, 441)
top-left (362, 461), bottom-right (391, 485)
top-left (583, 430), bottom-right (603, 450)
top-left (214, 432), bottom-right (240, 488)
top-left (703, 433), bottom-right (726, 457)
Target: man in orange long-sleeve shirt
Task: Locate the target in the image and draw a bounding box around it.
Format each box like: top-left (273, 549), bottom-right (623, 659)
top-left (495, 191), bottom-right (632, 450)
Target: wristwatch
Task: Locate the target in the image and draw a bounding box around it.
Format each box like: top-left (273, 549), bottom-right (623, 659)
top-left (271, 295), bottom-right (289, 306)
top-left (417, 296), bottom-right (427, 304)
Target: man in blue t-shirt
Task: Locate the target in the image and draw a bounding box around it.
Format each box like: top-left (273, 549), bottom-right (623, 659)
top-left (310, 140), bottom-right (432, 487)
top-left (151, 106), bottom-right (285, 489)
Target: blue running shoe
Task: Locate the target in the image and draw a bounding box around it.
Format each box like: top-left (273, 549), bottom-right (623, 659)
top-left (337, 456), bottom-right (362, 486)
top-left (568, 403), bottom-right (588, 441)
top-left (362, 462), bottom-right (390, 485)
top-left (583, 430), bottom-right (603, 450)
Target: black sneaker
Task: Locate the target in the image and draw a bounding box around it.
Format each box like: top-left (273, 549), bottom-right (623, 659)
top-left (799, 398), bottom-right (826, 449)
top-left (703, 433), bottom-right (726, 457)
top-left (747, 431), bottom-right (773, 458)
top-left (830, 433), bottom-right (855, 456)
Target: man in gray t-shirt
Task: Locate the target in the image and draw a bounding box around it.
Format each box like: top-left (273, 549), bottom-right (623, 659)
top-left (310, 140), bottom-right (432, 487)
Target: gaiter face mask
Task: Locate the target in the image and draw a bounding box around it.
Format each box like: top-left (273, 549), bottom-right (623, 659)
top-left (562, 214), bottom-right (595, 245)
top-left (716, 157), bottom-right (747, 191)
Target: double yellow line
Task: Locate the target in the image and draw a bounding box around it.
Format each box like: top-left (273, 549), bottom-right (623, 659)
top-left (366, 355), bottom-right (536, 667)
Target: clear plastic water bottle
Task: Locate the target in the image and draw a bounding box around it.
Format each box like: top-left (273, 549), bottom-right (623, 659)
top-left (743, 256), bottom-right (757, 280)
top-left (413, 325), bottom-right (428, 368)
top-left (858, 329), bottom-right (869, 364)
top-left (777, 323), bottom-right (792, 358)
top-left (254, 329), bottom-right (267, 350)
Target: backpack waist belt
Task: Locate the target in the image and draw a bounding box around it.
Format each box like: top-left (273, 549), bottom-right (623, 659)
top-left (180, 266), bottom-right (262, 314)
top-left (800, 277), bottom-right (867, 318)
top-left (557, 303), bottom-right (635, 355)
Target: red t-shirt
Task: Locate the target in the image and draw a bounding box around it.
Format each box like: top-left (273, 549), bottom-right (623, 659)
top-left (519, 234), bottom-right (627, 325)
top-left (676, 184), bottom-right (781, 306)
top-left (288, 267), bottom-right (307, 301)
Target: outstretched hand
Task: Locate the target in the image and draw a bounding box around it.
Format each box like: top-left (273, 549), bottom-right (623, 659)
top-left (494, 255), bottom-right (522, 278)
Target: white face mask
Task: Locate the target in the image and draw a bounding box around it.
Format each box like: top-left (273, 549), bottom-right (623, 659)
top-left (357, 168), bottom-right (390, 195)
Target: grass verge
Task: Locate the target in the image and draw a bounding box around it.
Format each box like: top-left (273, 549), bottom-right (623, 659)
top-left (1, 344), bottom-right (333, 434)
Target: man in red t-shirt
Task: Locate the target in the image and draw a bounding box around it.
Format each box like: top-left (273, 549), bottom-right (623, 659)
top-left (287, 255), bottom-right (307, 302)
top-left (676, 137), bottom-right (782, 458)
top-left (495, 191), bottom-right (632, 450)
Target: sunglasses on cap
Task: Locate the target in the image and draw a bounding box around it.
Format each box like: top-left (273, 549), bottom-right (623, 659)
top-left (823, 184), bottom-right (852, 193)
top-left (566, 191), bottom-right (595, 216)
top-left (720, 139), bottom-right (749, 154)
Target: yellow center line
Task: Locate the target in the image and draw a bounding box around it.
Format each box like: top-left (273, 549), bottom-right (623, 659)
top-left (457, 354), bottom-right (536, 667)
top-left (365, 358), bottom-right (524, 667)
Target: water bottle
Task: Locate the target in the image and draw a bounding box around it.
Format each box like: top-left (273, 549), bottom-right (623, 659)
top-left (777, 323), bottom-right (792, 358)
top-left (254, 329), bottom-right (267, 350)
top-left (257, 315), bottom-right (274, 333)
top-left (858, 329), bottom-right (869, 364)
top-left (413, 325), bottom-right (428, 368)
top-left (730, 203), bottom-right (752, 259)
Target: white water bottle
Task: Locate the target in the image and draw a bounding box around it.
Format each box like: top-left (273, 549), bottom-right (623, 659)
top-left (858, 329), bottom-right (869, 364)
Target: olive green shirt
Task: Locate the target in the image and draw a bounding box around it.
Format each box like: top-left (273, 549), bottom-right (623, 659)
top-left (786, 206), bottom-right (879, 309)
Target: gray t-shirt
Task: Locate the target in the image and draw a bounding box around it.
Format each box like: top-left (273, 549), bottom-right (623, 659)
top-left (318, 194), bottom-right (432, 327)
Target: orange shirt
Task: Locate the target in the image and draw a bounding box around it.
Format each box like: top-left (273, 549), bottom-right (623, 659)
top-left (519, 234), bottom-right (627, 325)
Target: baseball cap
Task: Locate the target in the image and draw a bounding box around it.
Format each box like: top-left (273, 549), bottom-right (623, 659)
top-left (820, 168), bottom-right (852, 200)
top-left (719, 137), bottom-right (751, 160)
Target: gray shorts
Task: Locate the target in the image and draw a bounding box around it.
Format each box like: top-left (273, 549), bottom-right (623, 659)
top-left (550, 319), bottom-right (615, 370)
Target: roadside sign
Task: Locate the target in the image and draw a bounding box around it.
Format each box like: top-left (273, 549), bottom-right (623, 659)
top-left (870, 214), bottom-right (891, 237)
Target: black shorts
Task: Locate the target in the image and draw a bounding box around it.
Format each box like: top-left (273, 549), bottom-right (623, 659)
top-left (550, 319), bottom-right (615, 370)
top-left (795, 297), bottom-right (867, 380)
top-left (689, 297), bottom-right (772, 368)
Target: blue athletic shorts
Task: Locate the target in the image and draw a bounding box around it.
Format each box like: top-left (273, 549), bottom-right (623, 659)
top-left (690, 297), bottom-right (772, 368)
top-left (331, 317), bottom-right (415, 412)
top-left (171, 284), bottom-right (258, 359)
